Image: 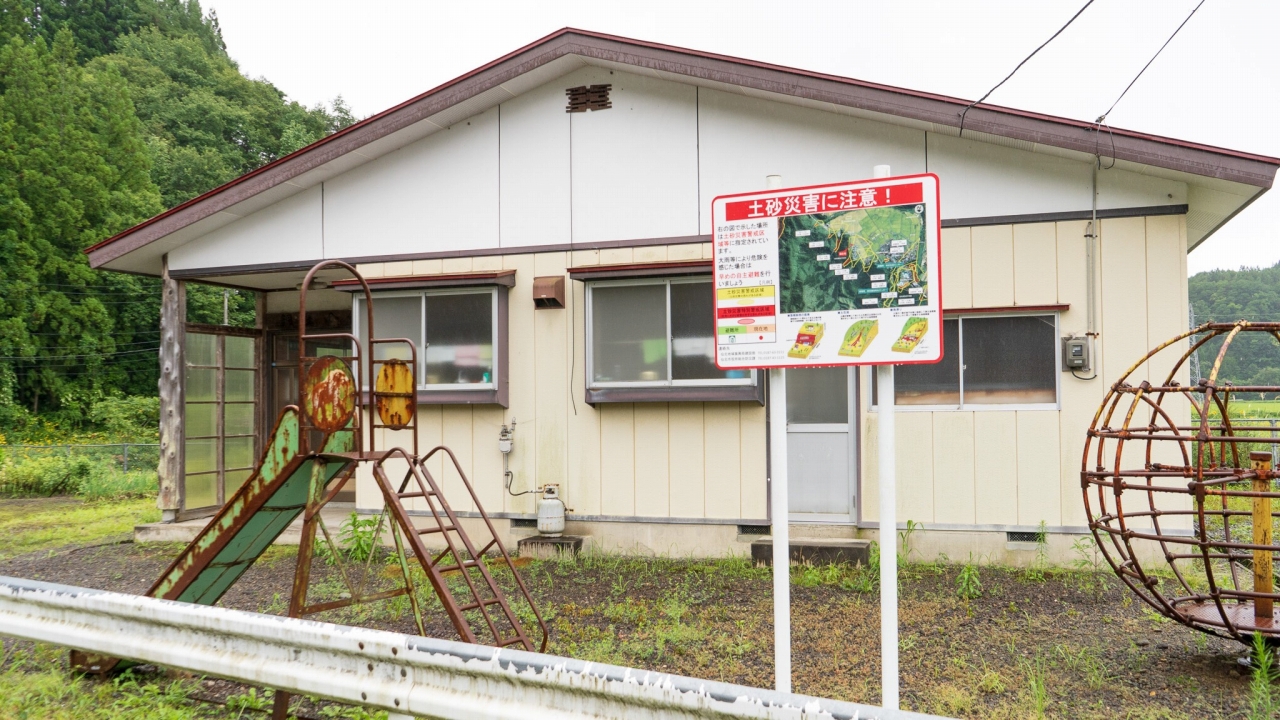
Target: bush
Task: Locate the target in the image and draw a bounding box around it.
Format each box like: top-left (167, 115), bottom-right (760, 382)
top-left (0, 455), bottom-right (156, 500)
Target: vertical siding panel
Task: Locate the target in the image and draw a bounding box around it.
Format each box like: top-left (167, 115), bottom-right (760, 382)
top-left (970, 225), bottom-right (1015, 307)
top-left (739, 403), bottom-right (768, 519)
top-left (599, 247), bottom-right (634, 265)
top-left (441, 406), bottom-right (475, 513)
top-left (974, 411), bottom-right (1018, 525)
top-left (441, 257), bottom-right (473, 274)
top-left (1055, 220), bottom-right (1096, 528)
top-left (1012, 223), bottom-right (1058, 305)
top-left (633, 404), bottom-right (670, 516)
top-left (895, 411), bottom-right (934, 524)
top-left (414, 405), bottom-right (444, 514)
top-left (704, 403), bottom-right (742, 519)
top-left (411, 259), bottom-right (442, 275)
top-left (566, 273), bottom-right (602, 516)
top-left (571, 249), bottom-right (600, 267)
top-left (471, 406), bottom-right (506, 514)
top-left (533, 252), bottom-right (569, 516)
top-left (634, 245), bottom-right (668, 263)
top-left (503, 254), bottom-right (537, 514)
top-left (473, 255), bottom-right (502, 272)
top-left (599, 404), bottom-right (636, 516)
top-left (667, 244), bottom-right (704, 261)
top-left (860, 374), bottom-right (879, 523)
top-left (1146, 214), bottom-right (1193, 532)
top-left (941, 226), bottom-right (972, 309)
top-left (1016, 411), bottom-right (1061, 526)
top-left (932, 412), bottom-right (975, 525)
top-left (1100, 217), bottom-right (1148, 387)
top-left (668, 403), bottom-right (706, 518)
top-left (383, 260), bottom-right (412, 277)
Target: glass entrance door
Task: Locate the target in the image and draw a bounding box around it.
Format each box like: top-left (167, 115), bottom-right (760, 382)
top-left (183, 331), bottom-right (259, 515)
top-left (785, 366), bottom-right (857, 521)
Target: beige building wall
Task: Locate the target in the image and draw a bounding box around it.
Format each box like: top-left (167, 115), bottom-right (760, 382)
top-left (349, 213), bottom-right (1189, 552)
top-left (860, 215), bottom-right (1191, 533)
top-left (352, 242), bottom-right (769, 526)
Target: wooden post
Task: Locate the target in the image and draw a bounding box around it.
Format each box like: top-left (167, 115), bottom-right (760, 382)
top-left (1251, 451), bottom-right (1274, 621)
top-left (157, 256), bottom-right (186, 522)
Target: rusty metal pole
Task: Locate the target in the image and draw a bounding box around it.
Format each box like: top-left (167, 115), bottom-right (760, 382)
top-left (1252, 451), bottom-right (1274, 621)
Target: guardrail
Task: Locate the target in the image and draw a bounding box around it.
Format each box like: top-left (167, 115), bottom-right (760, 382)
top-left (0, 576), bottom-right (943, 720)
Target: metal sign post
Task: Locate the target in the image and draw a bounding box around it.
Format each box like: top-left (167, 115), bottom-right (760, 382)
top-left (872, 165), bottom-right (900, 711)
top-left (711, 168), bottom-right (940, 707)
top-left (762, 176), bottom-right (791, 693)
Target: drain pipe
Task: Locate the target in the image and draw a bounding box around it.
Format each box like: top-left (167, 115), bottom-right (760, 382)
top-left (1085, 160), bottom-right (1099, 348)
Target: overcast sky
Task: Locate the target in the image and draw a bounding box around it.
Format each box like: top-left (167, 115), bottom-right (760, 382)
top-left (201, 0), bottom-right (1278, 276)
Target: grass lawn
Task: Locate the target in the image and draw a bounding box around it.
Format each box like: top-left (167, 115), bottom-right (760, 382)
top-left (0, 497), bottom-right (158, 562)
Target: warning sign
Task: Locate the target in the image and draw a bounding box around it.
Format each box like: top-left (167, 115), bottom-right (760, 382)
top-left (712, 174), bottom-right (942, 369)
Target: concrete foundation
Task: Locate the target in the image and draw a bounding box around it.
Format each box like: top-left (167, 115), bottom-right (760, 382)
top-left (139, 505), bottom-right (1133, 569)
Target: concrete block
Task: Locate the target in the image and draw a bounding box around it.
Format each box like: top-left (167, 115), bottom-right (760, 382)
top-left (517, 535), bottom-right (584, 560)
top-left (750, 537), bottom-right (871, 567)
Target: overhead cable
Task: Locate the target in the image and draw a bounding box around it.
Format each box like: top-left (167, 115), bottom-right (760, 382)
top-left (958, 0), bottom-right (1096, 138)
top-left (1095, 0), bottom-right (1207, 128)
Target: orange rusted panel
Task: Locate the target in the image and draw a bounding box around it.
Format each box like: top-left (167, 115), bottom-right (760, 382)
top-left (301, 356), bottom-right (356, 433)
top-left (375, 359), bottom-right (415, 430)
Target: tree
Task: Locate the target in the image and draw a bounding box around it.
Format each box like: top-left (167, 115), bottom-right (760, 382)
top-left (0, 29), bottom-right (162, 416)
top-left (94, 26), bottom-right (353, 208)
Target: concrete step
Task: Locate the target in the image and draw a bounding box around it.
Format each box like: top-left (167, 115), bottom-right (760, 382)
top-left (750, 537), bottom-right (871, 567)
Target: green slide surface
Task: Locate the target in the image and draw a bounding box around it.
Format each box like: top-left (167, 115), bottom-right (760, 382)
top-left (147, 407), bottom-right (355, 607)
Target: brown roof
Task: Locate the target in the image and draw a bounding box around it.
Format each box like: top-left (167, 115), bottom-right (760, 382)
top-left (86, 27), bottom-right (1280, 268)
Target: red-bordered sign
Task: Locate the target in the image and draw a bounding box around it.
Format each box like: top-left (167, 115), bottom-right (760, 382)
top-left (711, 173), bottom-right (942, 370)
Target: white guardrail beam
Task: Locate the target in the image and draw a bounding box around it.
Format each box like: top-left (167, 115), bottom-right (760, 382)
top-left (0, 576), bottom-right (946, 720)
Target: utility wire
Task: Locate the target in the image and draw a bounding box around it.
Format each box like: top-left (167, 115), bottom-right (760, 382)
top-left (958, 0), bottom-right (1096, 137)
top-left (1095, 0), bottom-right (1206, 126)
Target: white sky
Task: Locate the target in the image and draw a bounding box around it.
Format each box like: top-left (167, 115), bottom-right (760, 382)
top-left (202, 0), bottom-right (1279, 276)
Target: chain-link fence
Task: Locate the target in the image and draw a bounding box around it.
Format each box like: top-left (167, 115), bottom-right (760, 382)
top-left (1, 443), bottom-right (160, 473)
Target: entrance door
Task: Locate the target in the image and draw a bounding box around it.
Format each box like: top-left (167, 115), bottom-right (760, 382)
top-left (786, 366), bottom-right (857, 522)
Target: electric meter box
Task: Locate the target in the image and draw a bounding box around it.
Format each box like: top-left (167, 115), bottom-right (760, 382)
top-left (1062, 336), bottom-right (1090, 371)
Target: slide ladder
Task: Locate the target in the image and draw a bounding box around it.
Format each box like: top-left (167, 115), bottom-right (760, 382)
top-left (373, 446), bottom-right (546, 652)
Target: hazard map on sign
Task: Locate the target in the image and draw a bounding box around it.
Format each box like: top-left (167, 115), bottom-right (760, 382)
top-left (712, 174), bottom-right (942, 370)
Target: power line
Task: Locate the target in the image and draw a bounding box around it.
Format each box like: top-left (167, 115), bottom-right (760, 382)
top-left (0, 346), bottom-right (160, 361)
top-left (958, 0), bottom-right (1096, 137)
top-left (1095, 0), bottom-right (1207, 126)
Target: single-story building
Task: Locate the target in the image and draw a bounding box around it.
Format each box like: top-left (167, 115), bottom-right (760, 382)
top-left (90, 29), bottom-right (1280, 562)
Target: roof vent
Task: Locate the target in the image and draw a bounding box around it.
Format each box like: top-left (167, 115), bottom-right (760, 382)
top-left (566, 84), bottom-right (612, 113)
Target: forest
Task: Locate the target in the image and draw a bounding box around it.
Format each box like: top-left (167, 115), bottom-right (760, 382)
top-left (0, 0), bottom-right (353, 441)
top-left (1189, 261), bottom-right (1280, 393)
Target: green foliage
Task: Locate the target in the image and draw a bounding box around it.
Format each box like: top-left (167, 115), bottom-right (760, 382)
top-left (956, 559), bottom-right (982, 601)
top-left (0, 453), bottom-right (155, 498)
top-left (898, 518), bottom-right (921, 567)
top-left (0, 3), bottom-right (353, 429)
top-left (1190, 263), bottom-right (1280, 397)
top-left (94, 26), bottom-right (353, 208)
top-left (1249, 633), bottom-right (1279, 720)
top-left (1023, 521), bottom-right (1050, 583)
top-left (0, 29), bottom-right (163, 414)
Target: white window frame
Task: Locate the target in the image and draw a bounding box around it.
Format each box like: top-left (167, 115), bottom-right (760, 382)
top-left (870, 311), bottom-right (1060, 412)
top-left (352, 287), bottom-right (500, 392)
top-left (586, 277), bottom-right (757, 390)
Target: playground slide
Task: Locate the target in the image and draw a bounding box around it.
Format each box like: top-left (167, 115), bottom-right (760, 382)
top-left (73, 407), bottom-right (355, 673)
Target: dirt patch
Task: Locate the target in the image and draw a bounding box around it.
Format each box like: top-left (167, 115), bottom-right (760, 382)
top-left (0, 540), bottom-right (1260, 718)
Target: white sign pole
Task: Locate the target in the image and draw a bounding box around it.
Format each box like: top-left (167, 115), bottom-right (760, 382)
top-left (764, 174), bottom-right (791, 694)
top-left (871, 163), bottom-right (899, 711)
